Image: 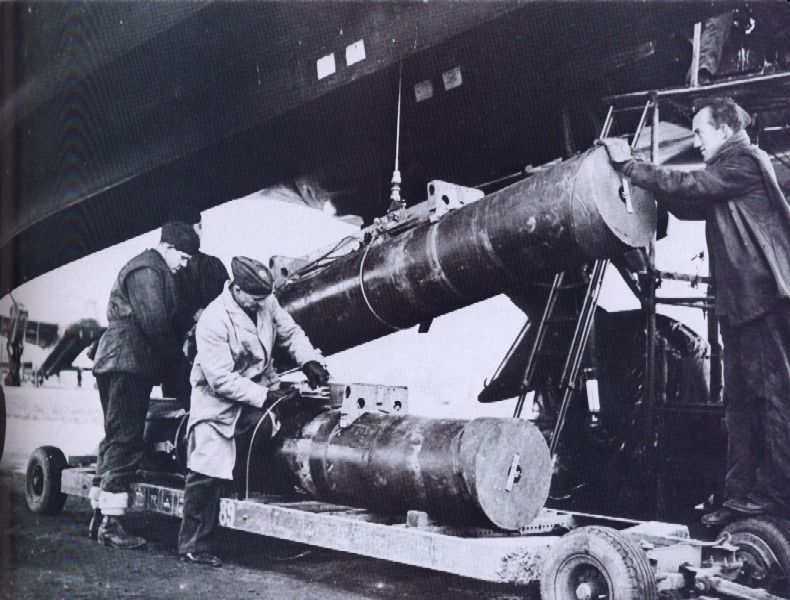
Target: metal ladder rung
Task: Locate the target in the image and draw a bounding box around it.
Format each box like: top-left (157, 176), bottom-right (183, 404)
top-left (611, 105), bottom-right (645, 114)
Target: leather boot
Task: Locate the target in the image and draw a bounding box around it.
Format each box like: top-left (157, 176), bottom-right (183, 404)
top-left (88, 509), bottom-right (102, 540)
top-left (723, 497), bottom-right (769, 515)
top-left (97, 516), bottom-right (147, 550)
top-left (180, 552), bottom-right (223, 568)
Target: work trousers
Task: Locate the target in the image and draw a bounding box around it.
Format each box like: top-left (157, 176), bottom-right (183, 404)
top-left (160, 355), bottom-right (192, 410)
top-left (178, 471), bottom-right (223, 555)
top-left (178, 408), bottom-right (273, 554)
top-left (721, 302), bottom-right (790, 515)
top-left (96, 373), bottom-right (154, 493)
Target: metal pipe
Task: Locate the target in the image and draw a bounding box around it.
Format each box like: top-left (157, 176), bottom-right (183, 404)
top-left (657, 271), bottom-right (711, 284)
top-left (708, 281), bottom-right (722, 404)
top-left (267, 411), bottom-right (552, 531)
top-left (690, 22), bottom-right (702, 88)
top-left (633, 100), bottom-right (652, 149)
top-left (644, 96), bottom-right (659, 449)
top-left (651, 96), bottom-right (660, 164)
top-left (277, 147), bottom-right (656, 356)
top-left (655, 296), bottom-right (714, 304)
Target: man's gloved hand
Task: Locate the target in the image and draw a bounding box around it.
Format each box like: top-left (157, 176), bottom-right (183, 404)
top-left (301, 361), bottom-right (330, 389)
top-left (597, 137), bottom-right (632, 168)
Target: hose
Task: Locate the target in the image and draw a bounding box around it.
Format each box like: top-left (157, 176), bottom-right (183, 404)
top-left (242, 389), bottom-right (313, 562)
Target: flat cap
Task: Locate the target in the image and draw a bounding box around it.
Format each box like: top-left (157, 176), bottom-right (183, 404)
top-left (160, 221), bottom-right (200, 255)
top-left (232, 256), bottom-right (274, 296)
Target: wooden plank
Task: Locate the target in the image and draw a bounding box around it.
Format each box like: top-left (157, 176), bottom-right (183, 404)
top-left (267, 500), bottom-right (392, 522)
top-left (623, 520), bottom-right (691, 548)
top-left (647, 543), bottom-right (701, 576)
top-left (54, 472), bottom-right (708, 588)
top-left (219, 496), bottom-right (557, 585)
top-left (66, 455), bottom-right (97, 468)
top-left (60, 469), bottom-right (95, 498)
top-left (268, 500), bottom-right (361, 513)
top-left (131, 484), bottom-right (184, 518)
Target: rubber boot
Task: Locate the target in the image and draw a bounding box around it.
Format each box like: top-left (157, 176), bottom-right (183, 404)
top-left (97, 516), bottom-right (147, 550)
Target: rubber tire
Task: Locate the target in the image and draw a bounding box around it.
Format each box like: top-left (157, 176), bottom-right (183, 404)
top-left (0, 386), bottom-right (5, 464)
top-left (722, 516), bottom-right (790, 597)
top-left (25, 446), bottom-right (68, 515)
top-left (540, 526), bottom-right (658, 600)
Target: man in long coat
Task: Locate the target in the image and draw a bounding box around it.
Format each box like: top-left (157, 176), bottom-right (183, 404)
top-left (178, 256), bottom-right (329, 567)
top-left (601, 97), bottom-right (790, 525)
top-left (91, 222), bottom-right (200, 548)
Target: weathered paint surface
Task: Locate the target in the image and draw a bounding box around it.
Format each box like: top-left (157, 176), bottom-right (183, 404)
top-left (272, 411), bottom-right (552, 531)
top-left (225, 496), bottom-right (556, 585)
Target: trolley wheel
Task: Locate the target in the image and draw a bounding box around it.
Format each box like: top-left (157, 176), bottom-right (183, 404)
top-left (540, 526), bottom-right (658, 600)
top-left (721, 516), bottom-right (790, 597)
top-left (25, 446), bottom-right (68, 515)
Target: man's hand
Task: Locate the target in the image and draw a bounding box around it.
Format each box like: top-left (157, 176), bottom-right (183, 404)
top-left (597, 137), bottom-right (632, 168)
top-left (302, 361), bottom-right (330, 389)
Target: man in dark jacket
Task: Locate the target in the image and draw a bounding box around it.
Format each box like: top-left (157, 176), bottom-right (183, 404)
top-left (601, 97), bottom-right (790, 525)
top-left (91, 221), bottom-right (199, 548)
top-left (161, 206), bottom-right (229, 408)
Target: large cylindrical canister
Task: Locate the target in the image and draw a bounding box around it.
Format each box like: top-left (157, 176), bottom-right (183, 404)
top-left (270, 411), bottom-right (552, 531)
top-left (277, 147), bottom-right (655, 355)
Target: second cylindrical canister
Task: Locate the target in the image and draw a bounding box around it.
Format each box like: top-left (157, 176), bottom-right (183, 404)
top-left (277, 147), bottom-right (655, 355)
top-left (267, 410), bottom-right (552, 531)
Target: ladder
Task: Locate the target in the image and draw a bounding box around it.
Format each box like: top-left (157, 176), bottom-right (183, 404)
top-left (511, 261), bottom-right (607, 458)
top-left (513, 101), bottom-right (654, 460)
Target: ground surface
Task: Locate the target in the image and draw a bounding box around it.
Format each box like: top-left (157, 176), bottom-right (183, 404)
top-left (0, 385), bottom-right (537, 600)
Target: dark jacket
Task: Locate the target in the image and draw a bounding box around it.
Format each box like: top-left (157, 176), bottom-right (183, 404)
top-left (622, 132), bottom-right (790, 327)
top-left (173, 252), bottom-right (229, 337)
top-left (93, 249), bottom-right (183, 378)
